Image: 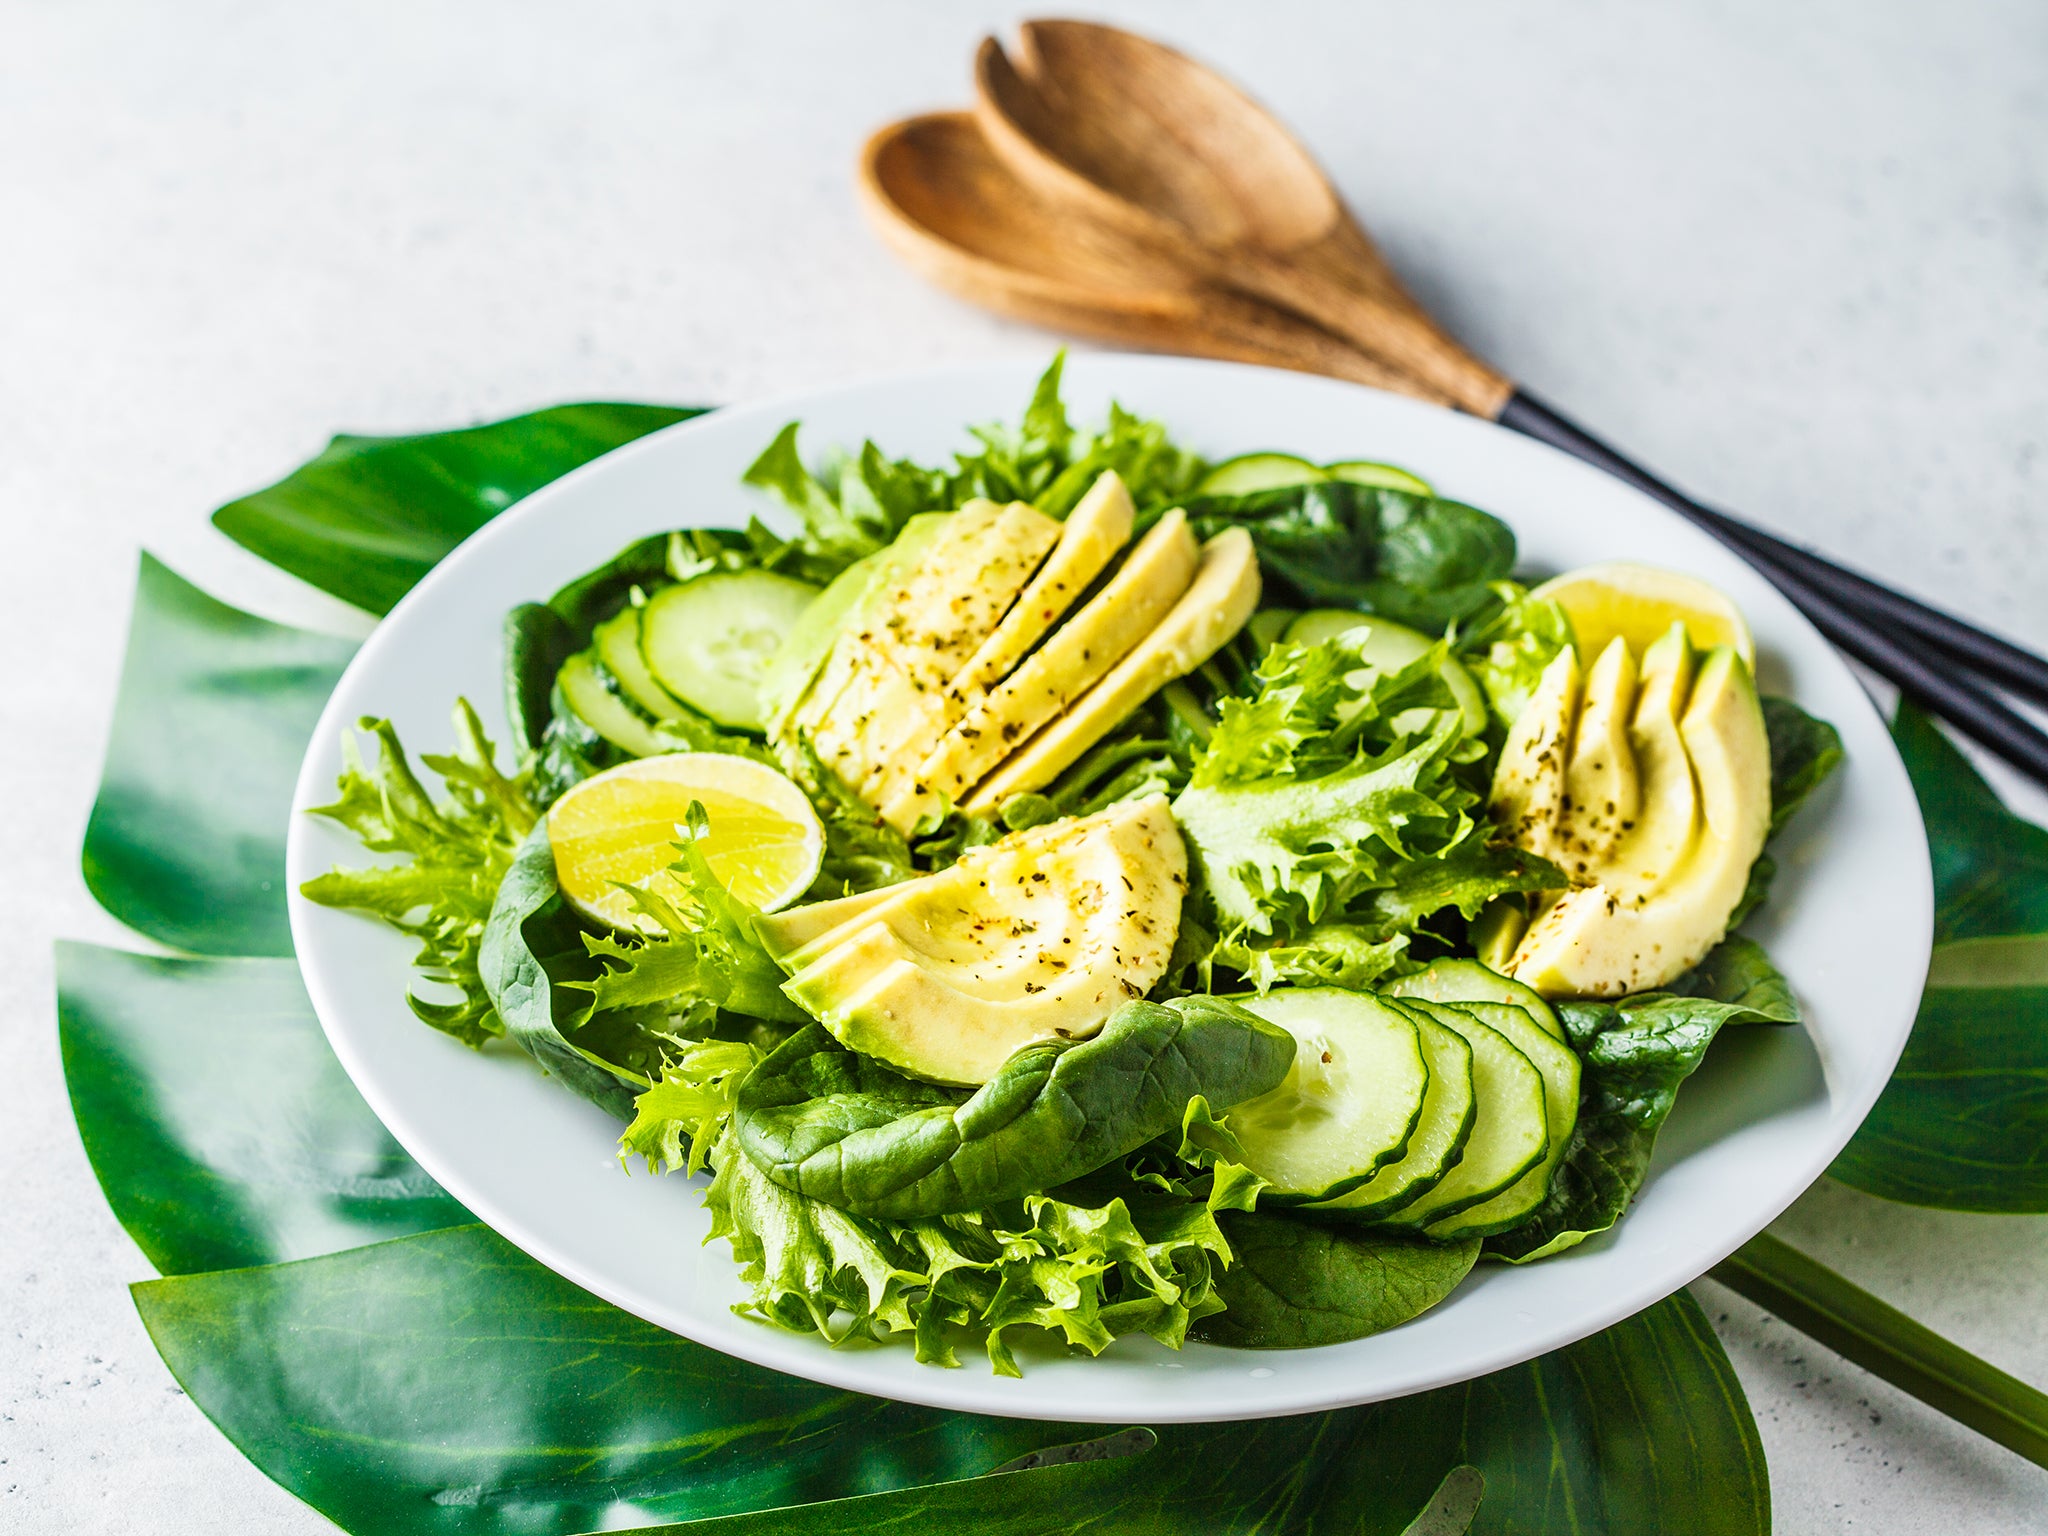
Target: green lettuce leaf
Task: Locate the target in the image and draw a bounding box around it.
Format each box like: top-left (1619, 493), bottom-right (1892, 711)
top-left (1761, 694), bottom-right (1847, 836)
top-left (706, 1131), bottom-right (1231, 1376)
top-left (1456, 581), bottom-right (1572, 730)
top-left (1488, 936), bottom-right (1799, 1262)
top-left (733, 997), bottom-right (1295, 1219)
top-left (573, 803), bottom-right (807, 1027)
top-left (741, 355), bottom-right (1207, 590)
top-left (1185, 480), bottom-right (1516, 631)
top-left (300, 702), bottom-right (536, 1047)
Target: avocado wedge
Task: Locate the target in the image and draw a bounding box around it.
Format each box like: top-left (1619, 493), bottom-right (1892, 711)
top-left (883, 510), bottom-right (1200, 832)
top-left (780, 795), bottom-right (1188, 1085)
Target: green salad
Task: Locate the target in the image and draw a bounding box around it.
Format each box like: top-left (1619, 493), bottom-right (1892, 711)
top-left (307, 356), bottom-right (1844, 1375)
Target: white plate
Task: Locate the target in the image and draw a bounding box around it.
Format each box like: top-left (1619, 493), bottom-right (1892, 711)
top-left (288, 355), bottom-right (1931, 1423)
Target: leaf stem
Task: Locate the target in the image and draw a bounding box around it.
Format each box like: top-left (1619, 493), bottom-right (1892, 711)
top-left (1709, 1232), bottom-right (2048, 1468)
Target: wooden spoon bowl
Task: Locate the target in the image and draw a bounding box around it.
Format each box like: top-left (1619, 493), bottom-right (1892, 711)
top-left (973, 20), bottom-right (1511, 414)
top-left (858, 112), bottom-right (1445, 397)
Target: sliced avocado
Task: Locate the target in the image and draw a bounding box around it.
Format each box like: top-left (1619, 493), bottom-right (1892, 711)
top-left (1507, 647), bottom-right (1771, 996)
top-left (1555, 636), bottom-right (1640, 877)
top-left (885, 511), bottom-right (1201, 832)
top-left (947, 470), bottom-right (1135, 705)
top-left (759, 514), bottom-right (948, 739)
top-left (754, 883), bottom-right (905, 967)
top-left (794, 501), bottom-right (1061, 808)
top-left (781, 795), bottom-right (1187, 1085)
top-left (960, 527), bottom-right (1260, 813)
top-left (1468, 897), bottom-right (1530, 976)
top-left (1605, 621), bottom-right (1701, 901)
top-left (1488, 646), bottom-right (1580, 861)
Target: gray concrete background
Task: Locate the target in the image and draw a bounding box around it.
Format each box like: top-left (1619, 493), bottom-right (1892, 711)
top-left (4, 2), bottom-right (2045, 1529)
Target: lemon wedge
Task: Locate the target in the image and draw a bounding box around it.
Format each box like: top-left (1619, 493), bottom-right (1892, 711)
top-left (546, 753), bottom-right (823, 933)
top-left (1532, 561), bottom-right (1754, 668)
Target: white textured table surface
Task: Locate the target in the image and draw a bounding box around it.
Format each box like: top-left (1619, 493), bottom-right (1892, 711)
top-left (4, 3), bottom-right (2046, 1530)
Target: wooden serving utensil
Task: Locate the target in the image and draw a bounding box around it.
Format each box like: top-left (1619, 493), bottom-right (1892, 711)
top-left (964, 17), bottom-right (2048, 785)
top-left (971, 22), bottom-right (1511, 417)
top-left (858, 112), bottom-right (1446, 402)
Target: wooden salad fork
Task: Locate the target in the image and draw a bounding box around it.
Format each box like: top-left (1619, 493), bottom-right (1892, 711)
top-left (864, 17), bottom-right (2048, 788)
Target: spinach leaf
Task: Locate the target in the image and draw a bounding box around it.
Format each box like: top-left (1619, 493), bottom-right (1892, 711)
top-left (1488, 936), bottom-right (1799, 1262)
top-left (734, 997), bottom-right (1296, 1219)
top-left (1184, 480), bottom-right (1516, 631)
top-left (1191, 1214), bottom-right (1481, 1348)
top-left (1831, 702), bottom-right (2048, 1209)
top-left (213, 402), bottom-right (703, 615)
top-left (55, 942), bottom-right (470, 1274)
top-left (301, 705), bottom-right (536, 1047)
top-left (82, 554), bottom-right (358, 957)
top-left (1761, 694), bottom-right (1846, 836)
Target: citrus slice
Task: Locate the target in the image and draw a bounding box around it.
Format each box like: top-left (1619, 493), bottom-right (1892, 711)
top-left (545, 752), bottom-right (823, 933)
top-left (1532, 561), bottom-right (1754, 668)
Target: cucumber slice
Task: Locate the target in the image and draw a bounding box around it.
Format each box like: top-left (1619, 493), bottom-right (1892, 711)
top-left (1387, 958), bottom-right (1566, 1045)
top-left (1247, 608), bottom-right (1297, 651)
top-left (1194, 453), bottom-right (1328, 497)
top-left (1227, 988), bottom-right (1429, 1203)
top-left (1325, 459), bottom-right (1434, 496)
top-left (1307, 1014), bottom-right (1475, 1220)
top-left (1281, 612), bottom-right (1488, 735)
top-left (556, 651), bottom-right (683, 759)
top-left (1378, 999), bottom-right (1547, 1229)
top-left (642, 570), bottom-right (822, 731)
top-left (1423, 1001), bottom-right (1581, 1241)
top-left (594, 609), bottom-right (689, 721)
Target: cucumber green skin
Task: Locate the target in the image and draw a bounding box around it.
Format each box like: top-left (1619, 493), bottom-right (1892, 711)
top-left (594, 609), bottom-right (690, 720)
top-left (1193, 452), bottom-right (1325, 496)
top-left (1247, 609), bottom-right (1298, 651)
top-left (1325, 459), bottom-right (1434, 496)
top-left (1377, 999), bottom-right (1547, 1231)
top-left (1304, 1014), bottom-right (1476, 1222)
top-left (1226, 988), bottom-right (1429, 1206)
top-left (1424, 1001), bottom-right (1581, 1241)
top-left (641, 570), bottom-right (822, 731)
top-left (1193, 454), bottom-right (1434, 498)
top-left (1387, 959), bottom-right (1566, 1045)
top-left (555, 651), bottom-right (688, 759)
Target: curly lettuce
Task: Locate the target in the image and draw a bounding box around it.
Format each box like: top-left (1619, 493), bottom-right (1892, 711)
top-left (300, 701), bottom-right (535, 1046)
top-left (1171, 634), bottom-right (1563, 982)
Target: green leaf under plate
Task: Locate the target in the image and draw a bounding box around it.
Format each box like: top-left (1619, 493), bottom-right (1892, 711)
top-left (56, 941), bottom-right (470, 1274)
top-left (133, 1222), bottom-right (1764, 1536)
top-left (1830, 704), bottom-right (2048, 1211)
top-left (82, 555), bottom-right (358, 956)
top-left (214, 403), bottom-right (706, 616)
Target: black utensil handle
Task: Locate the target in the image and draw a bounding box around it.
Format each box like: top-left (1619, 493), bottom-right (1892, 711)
top-left (1498, 390), bottom-right (2048, 788)
top-left (1690, 506), bottom-right (2048, 710)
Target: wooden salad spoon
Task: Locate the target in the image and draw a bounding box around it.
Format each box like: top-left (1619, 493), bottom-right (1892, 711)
top-left (858, 112), bottom-right (1449, 402)
top-left (965, 18), bottom-right (2048, 786)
